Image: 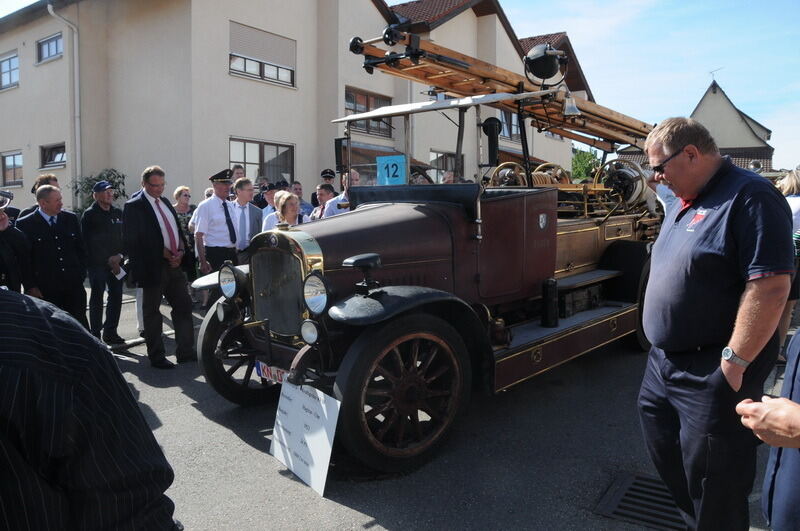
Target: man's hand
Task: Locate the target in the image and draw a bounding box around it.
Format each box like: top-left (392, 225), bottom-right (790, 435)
top-left (737, 396), bottom-right (800, 448)
top-left (107, 254), bottom-right (122, 275)
top-left (721, 359), bottom-right (745, 392)
top-left (163, 248), bottom-right (183, 269)
top-left (199, 260), bottom-right (212, 274)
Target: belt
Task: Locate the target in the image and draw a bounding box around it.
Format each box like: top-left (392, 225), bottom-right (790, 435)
top-left (664, 344), bottom-right (725, 357)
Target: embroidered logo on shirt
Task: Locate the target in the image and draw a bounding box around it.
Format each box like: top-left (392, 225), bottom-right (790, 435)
top-left (686, 208), bottom-right (707, 232)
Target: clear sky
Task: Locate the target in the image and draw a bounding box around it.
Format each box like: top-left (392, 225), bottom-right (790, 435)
top-left (4, 0), bottom-right (798, 168)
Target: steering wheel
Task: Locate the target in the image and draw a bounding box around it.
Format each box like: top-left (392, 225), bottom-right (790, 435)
top-left (488, 161), bottom-right (529, 187)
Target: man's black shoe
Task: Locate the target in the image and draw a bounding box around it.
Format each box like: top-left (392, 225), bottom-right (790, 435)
top-left (151, 358), bottom-right (176, 369)
top-left (102, 332), bottom-right (127, 345)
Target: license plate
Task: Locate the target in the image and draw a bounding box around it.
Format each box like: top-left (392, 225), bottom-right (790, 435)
top-left (255, 361), bottom-right (287, 384)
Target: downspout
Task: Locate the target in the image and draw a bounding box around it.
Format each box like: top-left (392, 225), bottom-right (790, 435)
top-left (47, 3), bottom-right (81, 201)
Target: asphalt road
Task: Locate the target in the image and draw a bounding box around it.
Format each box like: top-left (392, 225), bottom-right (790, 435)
top-left (108, 289), bottom-right (774, 530)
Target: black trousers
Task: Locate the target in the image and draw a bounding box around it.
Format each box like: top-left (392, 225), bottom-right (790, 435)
top-left (638, 338), bottom-right (778, 530)
top-left (142, 264), bottom-right (195, 363)
top-left (42, 281), bottom-right (89, 330)
top-left (205, 246), bottom-right (237, 270)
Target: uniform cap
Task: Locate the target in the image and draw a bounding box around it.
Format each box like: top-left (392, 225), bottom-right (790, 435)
top-left (209, 169), bottom-right (233, 183)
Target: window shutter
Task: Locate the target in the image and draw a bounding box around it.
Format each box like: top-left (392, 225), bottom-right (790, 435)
top-left (230, 21), bottom-right (295, 69)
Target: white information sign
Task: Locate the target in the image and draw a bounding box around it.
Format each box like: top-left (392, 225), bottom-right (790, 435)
top-left (270, 381), bottom-right (341, 496)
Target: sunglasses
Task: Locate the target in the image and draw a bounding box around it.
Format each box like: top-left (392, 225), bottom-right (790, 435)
top-left (648, 146), bottom-right (685, 175)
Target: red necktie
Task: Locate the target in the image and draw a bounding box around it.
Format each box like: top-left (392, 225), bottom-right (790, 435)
top-left (154, 197), bottom-right (178, 254)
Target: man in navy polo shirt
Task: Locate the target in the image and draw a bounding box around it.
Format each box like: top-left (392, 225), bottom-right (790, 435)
top-left (638, 117), bottom-right (793, 530)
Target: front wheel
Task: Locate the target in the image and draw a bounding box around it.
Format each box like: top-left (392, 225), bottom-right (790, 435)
top-left (198, 301), bottom-right (279, 406)
top-left (334, 314), bottom-right (471, 473)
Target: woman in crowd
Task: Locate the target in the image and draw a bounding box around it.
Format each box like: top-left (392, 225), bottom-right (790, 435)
top-left (172, 186), bottom-right (197, 281)
top-left (777, 169), bottom-right (800, 359)
top-left (262, 191), bottom-right (310, 231)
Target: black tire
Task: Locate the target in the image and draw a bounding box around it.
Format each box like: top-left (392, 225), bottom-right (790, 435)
top-left (199, 301), bottom-right (279, 406)
top-left (333, 313), bottom-right (471, 473)
top-left (624, 258), bottom-right (651, 352)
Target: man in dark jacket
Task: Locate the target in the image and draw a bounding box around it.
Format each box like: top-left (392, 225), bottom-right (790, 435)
top-left (81, 180), bottom-right (125, 344)
top-left (123, 165), bottom-right (195, 369)
top-left (16, 185), bottom-right (88, 328)
top-left (0, 192), bottom-right (38, 294)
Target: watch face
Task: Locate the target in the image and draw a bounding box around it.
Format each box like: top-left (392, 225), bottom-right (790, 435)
top-left (722, 347), bottom-right (733, 360)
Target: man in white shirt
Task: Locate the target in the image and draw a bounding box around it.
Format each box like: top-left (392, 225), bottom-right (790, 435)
top-left (310, 183), bottom-right (336, 220)
top-left (194, 169), bottom-right (237, 275)
top-left (232, 177), bottom-right (262, 264)
top-left (323, 169), bottom-right (360, 218)
top-left (261, 183), bottom-right (277, 216)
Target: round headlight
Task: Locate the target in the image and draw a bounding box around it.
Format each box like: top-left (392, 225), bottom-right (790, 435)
top-left (300, 320), bottom-right (319, 344)
top-left (303, 273), bottom-right (328, 315)
top-left (219, 266), bottom-right (238, 299)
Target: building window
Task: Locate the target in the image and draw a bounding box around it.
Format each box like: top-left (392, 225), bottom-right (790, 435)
top-left (229, 54), bottom-right (294, 86)
top-left (2, 152), bottom-right (22, 187)
top-left (229, 138), bottom-right (293, 184)
top-left (229, 22), bottom-right (296, 87)
top-left (0, 53), bottom-right (19, 89)
top-left (40, 143), bottom-right (66, 168)
top-left (345, 87), bottom-right (392, 137)
top-left (500, 110), bottom-right (521, 142)
top-left (37, 33), bottom-right (63, 63)
top-left (429, 150), bottom-right (464, 182)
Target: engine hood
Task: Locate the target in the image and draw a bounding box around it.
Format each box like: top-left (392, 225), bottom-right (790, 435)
top-left (293, 202), bottom-right (457, 291)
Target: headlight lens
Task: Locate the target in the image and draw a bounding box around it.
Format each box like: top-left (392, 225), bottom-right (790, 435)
top-left (219, 266), bottom-right (238, 299)
top-left (300, 320), bottom-right (320, 344)
top-left (302, 273), bottom-right (328, 315)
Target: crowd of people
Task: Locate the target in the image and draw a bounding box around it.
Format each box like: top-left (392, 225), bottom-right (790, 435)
top-left (0, 164), bottom-right (351, 369)
top-left (4, 122), bottom-right (800, 528)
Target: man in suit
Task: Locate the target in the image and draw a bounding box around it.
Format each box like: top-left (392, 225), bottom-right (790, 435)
top-left (16, 185), bottom-right (88, 328)
top-left (232, 177), bottom-right (262, 264)
top-left (123, 166), bottom-right (195, 369)
top-left (0, 192), bottom-right (38, 295)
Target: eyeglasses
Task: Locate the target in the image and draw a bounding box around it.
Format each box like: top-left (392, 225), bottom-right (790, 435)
top-left (182, 194), bottom-right (191, 198)
top-left (648, 146), bottom-right (685, 175)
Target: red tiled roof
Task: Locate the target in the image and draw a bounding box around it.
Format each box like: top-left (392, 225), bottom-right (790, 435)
top-left (519, 33), bottom-right (567, 54)
top-left (392, 0), bottom-right (472, 25)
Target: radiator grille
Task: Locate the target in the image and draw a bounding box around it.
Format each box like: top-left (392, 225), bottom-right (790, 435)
top-left (250, 249), bottom-right (305, 337)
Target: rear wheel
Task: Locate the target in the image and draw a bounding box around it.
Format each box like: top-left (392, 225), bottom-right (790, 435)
top-left (334, 314), bottom-right (471, 473)
top-left (199, 302), bottom-right (279, 406)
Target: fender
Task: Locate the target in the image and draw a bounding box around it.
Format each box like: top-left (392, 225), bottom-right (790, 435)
top-left (191, 264), bottom-right (250, 291)
top-left (329, 285), bottom-right (472, 326)
top-left (329, 285), bottom-right (494, 393)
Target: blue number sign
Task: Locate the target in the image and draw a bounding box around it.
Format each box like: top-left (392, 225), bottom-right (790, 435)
top-left (376, 155), bottom-right (406, 186)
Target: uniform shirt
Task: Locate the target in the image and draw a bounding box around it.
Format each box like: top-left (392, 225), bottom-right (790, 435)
top-left (194, 195), bottom-right (236, 248)
top-left (262, 204), bottom-right (276, 216)
top-left (80, 201), bottom-right (124, 267)
top-left (143, 191), bottom-right (182, 252)
top-left (298, 198), bottom-right (314, 217)
top-left (322, 193), bottom-right (350, 217)
top-left (643, 157), bottom-right (794, 352)
top-left (0, 289), bottom-right (176, 529)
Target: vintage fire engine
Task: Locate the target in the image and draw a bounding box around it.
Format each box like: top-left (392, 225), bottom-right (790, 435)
top-left (194, 26), bottom-right (659, 472)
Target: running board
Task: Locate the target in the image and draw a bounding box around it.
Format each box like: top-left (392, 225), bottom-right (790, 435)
top-left (493, 303), bottom-right (637, 392)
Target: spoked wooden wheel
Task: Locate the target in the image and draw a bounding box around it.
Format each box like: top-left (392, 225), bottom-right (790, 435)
top-left (334, 314), bottom-right (471, 472)
top-left (198, 301), bottom-right (279, 406)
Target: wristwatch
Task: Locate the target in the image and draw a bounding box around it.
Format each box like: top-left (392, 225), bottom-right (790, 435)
top-left (721, 346), bottom-right (750, 368)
